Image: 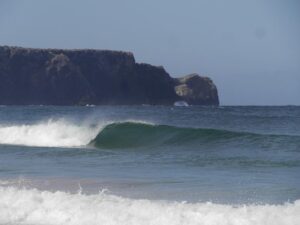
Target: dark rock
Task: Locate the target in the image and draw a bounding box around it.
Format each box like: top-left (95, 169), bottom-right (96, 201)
top-left (174, 74), bottom-right (219, 105)
top-left (0, 46), bottom-right (219, 105)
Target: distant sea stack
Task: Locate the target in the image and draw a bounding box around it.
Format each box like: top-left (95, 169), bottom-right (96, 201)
top-left (0, 46), bottom-right (219, 106)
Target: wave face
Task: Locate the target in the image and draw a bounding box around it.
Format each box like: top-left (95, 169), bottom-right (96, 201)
top-left (0, 186), bottom-right (299, 225)
top-left (90, 122), bottom-right (300, 149)
top-left (0, 120), bottom-right (299, 150)
top-left (0, 119), bottom-right (101, 147)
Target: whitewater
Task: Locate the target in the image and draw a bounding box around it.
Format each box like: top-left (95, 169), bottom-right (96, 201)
top-left (0, 105), bottom-right (299, 225)
top-left (0, 119), bottom-right (103, 147)
top-left (0, 185), bottom-right (299, 225)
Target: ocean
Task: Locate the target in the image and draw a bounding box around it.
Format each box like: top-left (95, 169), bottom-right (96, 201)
top-left (0, 105), bottom-right (299, 224)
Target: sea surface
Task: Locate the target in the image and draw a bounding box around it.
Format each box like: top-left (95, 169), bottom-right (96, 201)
top-left (0, 105), bottom-right (299, 224)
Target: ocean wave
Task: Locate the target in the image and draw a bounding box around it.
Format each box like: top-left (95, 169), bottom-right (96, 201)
top-left (0, 120), bottom-right (299, 149)
top-left (0, 186), bottom-right (299, 225)
top-left (0, 120), bottom-right (153, 148)
top-left (90, 122), bottom-right (300, 149)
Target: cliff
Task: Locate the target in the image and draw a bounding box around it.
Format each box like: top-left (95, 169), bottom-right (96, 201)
top-left (0, 46), bottom-right (219, 105)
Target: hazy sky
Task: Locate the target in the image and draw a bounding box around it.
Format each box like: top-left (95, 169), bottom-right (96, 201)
top-left (0, 0), bottom-right (299, 105)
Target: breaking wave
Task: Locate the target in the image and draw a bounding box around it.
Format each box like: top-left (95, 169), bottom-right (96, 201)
top-left (0, 120), bottom-right (299, 149)
top-left (0, 186), bottom-right (299, 225)
top-left (90, 122), bottom-right (300, 149)
top-left (0, 119), bottom-right (102, 147)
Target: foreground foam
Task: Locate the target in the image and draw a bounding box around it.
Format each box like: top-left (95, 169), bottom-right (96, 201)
top-left (0, 186), bottom-right (299, 225)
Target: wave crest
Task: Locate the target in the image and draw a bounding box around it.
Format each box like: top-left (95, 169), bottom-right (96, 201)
top-left (0, 120), bottom-right (299, 149)
top-left (0, 119), bottom-right (101, 147)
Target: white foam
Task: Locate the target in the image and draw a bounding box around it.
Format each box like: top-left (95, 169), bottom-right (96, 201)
top-left (0, 119), bottom-right (103, 147)
top-left (0, 119), bottom-right (155, 148)
top-left (0, 186), bottom-right (299, 225)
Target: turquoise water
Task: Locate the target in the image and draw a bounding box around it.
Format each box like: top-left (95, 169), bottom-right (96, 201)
top-left (0, 106), bottom-right (299, 224)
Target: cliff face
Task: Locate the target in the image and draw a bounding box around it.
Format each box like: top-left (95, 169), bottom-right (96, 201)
top-left (0, 46), bottom-right (219, 105)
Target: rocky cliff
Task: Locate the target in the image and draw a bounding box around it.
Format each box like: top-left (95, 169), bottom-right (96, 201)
top-left (0, 46), bottom-right (219, 105)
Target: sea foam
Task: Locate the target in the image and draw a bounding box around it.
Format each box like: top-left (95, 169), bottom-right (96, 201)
top-left (0, 119), bottom-right (102, 147)
top-left (0, 186), bottom-right (299, 225)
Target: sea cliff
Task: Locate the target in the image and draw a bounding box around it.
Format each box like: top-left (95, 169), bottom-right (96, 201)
top-left (0, 46), bottom-right (219, 105)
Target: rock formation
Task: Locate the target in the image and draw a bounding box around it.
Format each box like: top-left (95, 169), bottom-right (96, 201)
top-left (0, 46), bottom-right (219, 105)
top-left (174, 74), bottom-right (219, 105)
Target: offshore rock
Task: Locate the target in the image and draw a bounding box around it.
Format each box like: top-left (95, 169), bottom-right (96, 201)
top-left (0, 46), bottom-right (219, 105)
top-left (174, 74), bottom-right (219, 105)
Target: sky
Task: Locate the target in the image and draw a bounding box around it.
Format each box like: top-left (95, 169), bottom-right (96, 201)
top-left (0, 0), bottom-right (299, 105)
